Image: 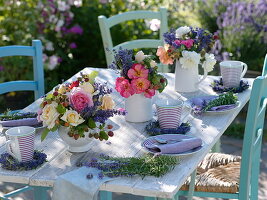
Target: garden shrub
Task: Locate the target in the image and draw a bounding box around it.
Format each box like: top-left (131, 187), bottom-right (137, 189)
top-left (196, 0), bottom-right (267, 71)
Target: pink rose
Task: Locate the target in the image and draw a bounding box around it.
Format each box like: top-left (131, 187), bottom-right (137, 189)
top-left (156, 46), bottom-right (174, 65)
top-left (115, 77), bottom-right (135, 98)
top-left (69, 87), bottom-right (94, 112)
top-left (127, 63), bottom-right (149, 79)
top-left (131, 78), bottom-right (150, 94)
top-left (174, 40), bottom-right (182, 46)
top-left (144, 89), bottom-right (156, 98)
top-left (181, 39), bottom-right (194, 49)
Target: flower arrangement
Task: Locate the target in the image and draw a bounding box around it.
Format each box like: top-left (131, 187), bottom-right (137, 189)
top-left (109, 49), bottom-right (168, 98)
top-left (157, 26), bottom-right (219, 72)
top-left (38, 71), bottom-right (126, 141)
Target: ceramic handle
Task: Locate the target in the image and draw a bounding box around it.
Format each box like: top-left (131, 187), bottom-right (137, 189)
top-left (180, 104), bottom-right (192, 124)
top-left (6, 140), bottom-right (17, 159)
top-left (241, 62), bottom-right (248, 78)
top-left (197, 67), bottom-right (208, 85)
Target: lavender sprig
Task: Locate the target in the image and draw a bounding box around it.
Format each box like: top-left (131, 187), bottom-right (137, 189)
top-left (84, 154), bottom-right (178, 179)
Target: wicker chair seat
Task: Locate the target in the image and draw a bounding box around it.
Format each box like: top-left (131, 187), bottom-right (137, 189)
top-left (180, 153), bottom-right (241, 193)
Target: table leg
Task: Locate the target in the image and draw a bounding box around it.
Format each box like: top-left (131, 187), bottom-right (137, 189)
top-left (33, 186), bottom-right (49, 200)
top-left (100, 191), bottom-right (112, 200)
top-left (187, 169), bottom-right (197, 200)
top-left (211, 140), bottom-right (221, 152)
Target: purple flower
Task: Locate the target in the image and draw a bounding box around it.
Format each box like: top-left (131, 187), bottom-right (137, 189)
top-left (68, 25), bottom-right (83, 35)
top-left (69, 42), bottom-right (77, 49)
top-left (0, 66), bottom-right (4, 71)
top-left (57, 57), bottom-right (63, 63)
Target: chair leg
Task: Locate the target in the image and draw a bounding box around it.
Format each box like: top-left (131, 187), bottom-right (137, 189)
top-left (33, 186), bottom-right (49, 200)
top-left (100, 191), bottom-right (112, 200)
top-left (250, 147), bottom-right (261, 200)
top-left (211, 140), bottom-right (221, 152)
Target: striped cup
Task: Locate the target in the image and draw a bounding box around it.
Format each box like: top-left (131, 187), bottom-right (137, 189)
top-left (220, 61), bottom-right (247, 88)
top-left (156, 99), bottom-right (184, 129)
top-left (6, 126), bottom-right (35, 162)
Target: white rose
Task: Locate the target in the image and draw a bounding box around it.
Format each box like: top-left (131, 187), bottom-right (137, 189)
top-left (135, 51), bottom-right (146, 63)
top-left (101, 95), bottom-right (115, 110)
top-left (175, 26), bottom-right (191, 38)
top-left (202, 53), bottom-right (216, 72)
top-left (150, 60), bottom-right (157, 68)
top-left (40, 102), bottom-right (60, 129)
top-left (179, 51), bottom-right (201, 69)
top-left (61, 109), bottom-right (85, 126)
top-left (79, 82), bottom-right (94, 94)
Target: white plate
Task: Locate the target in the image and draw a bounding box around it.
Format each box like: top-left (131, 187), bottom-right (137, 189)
top-left (0, 124), bottom-right (44, 135)
top-left (205, 101), bottom-right (240, 114)
top-left (141, 134), bottom-right (204, 156)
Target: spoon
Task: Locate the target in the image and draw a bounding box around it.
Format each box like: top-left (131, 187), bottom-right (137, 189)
top-left (155, 137), bottom-right (190, 144)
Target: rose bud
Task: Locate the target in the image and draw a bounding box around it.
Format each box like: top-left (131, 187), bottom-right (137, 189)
top-left (53, 91), bottom-right (58, 96)
top-left (160, 78), bottom-right (165, 83)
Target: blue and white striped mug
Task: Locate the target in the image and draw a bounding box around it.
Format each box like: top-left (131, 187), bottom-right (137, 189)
top-left (6, 126), bottom-right (35, 162)
top-left (220, 61), bottom-right (247, 88)
top-left (156, 99), bottom-right (190, 129)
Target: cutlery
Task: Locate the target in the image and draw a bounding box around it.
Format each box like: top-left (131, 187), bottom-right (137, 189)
top-left (154, 137), bottom-right (190, 144)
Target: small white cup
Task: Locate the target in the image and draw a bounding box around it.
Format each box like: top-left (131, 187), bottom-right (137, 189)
top-left (156, 99), bottom-right (190, 129)
top-left (5, 126), bottom-right (35, 162)
top-left (220, 61), bottom-right (247, 88)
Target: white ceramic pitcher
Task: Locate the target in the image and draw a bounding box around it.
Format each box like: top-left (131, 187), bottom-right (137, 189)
top-left (175, 60), bottom-right (208, 93)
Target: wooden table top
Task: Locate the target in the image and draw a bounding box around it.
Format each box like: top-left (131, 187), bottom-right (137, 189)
top-left (0, 67), bottom-right (254, 198)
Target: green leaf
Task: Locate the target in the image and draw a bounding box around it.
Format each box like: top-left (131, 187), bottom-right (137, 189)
top-left (88, 117), bottom-right (96, 129)
top-left (89, 71), bottom-right (99, 84)
top-left (50, 125), bottom-right (58, 132)
top-left (99, 123), bottom-right (105, 129)
top-left (45, 93), bottom-right (53, 100)
top-left (57, 104), bottom-right (66, 114)
top-left (100, 130), bottom-right (108, 140)
top-left (41, 128), bottom-right (50, 141)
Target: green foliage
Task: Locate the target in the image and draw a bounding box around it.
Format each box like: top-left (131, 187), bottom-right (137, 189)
top-left (203, 92), bottom-right (237, 112)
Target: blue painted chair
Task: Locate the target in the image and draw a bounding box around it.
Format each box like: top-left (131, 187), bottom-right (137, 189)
top-left (98, 8), bottom-right (169, 72)
top-left (178, 54), bottom-right (267, 200)
top-left (0, 40), bottom-right (45, 200)
top-left (0, 40), bottom-right (45, 100)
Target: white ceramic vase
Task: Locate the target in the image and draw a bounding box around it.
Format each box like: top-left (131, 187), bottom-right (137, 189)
top-left (58, 126), bottom-right (93, 153)
top-left (125, 93), bottom-right (153, 123)
top-left (175, 59), bottom-right (208, 93)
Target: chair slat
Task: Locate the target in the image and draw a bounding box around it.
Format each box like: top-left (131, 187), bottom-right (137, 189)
top-left (114, 39), bottom-right (162, 50)
top-left (0, 46), bottom-right (35, 57)
top-left (0, 40), bottom-right (44, 100)
top-left (0, 81), bottom-right (38, 94)
top-left (107, 11), bottom-right (161, 28)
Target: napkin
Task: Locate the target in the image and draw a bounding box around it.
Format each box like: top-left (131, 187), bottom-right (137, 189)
top-left (189, 96), bottom-right (217, 106)
top-left (209, 104), bottom-right (237, 111)
top-left (0, 118), bottom-right (41, 127)
top-left (52, 167), bottom-right (112, 200)
top-left (145, 137), bottom-right (202, 154)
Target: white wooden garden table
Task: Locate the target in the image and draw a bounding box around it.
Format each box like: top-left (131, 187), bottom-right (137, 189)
top-left (0, 67), bottom-right (254, 200)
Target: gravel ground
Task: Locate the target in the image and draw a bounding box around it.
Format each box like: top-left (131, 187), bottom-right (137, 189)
top-left (0, 136), bottom-right (266, 200)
